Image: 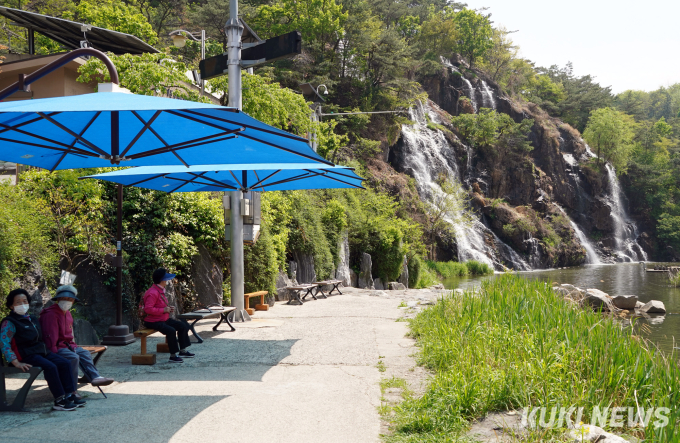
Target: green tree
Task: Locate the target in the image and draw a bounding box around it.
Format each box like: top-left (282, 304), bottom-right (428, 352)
top-left (452, 9), bottom-right (493, 70)
top-left (479, 26), bottom-right (517, 82)
top-left (64, 0), bottom-right (159, 45)
top-left (583, 107), bottom-right (636, 173)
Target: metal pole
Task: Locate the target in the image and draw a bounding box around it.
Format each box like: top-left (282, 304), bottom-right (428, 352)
top-left (225, 0), bottom-right (249, 322)
top-left (200, 29), bottom-right (205, 98)
top-left (116, 183), bottom-right (123, 325)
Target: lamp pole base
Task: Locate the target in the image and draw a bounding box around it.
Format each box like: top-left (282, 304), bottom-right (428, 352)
top-left (227, 309), bottom-right (251, 323)
top-left (101, 324), bottom-right (136, 346)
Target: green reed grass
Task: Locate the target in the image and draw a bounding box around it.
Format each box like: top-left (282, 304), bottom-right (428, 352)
top-left (385, 275), bottom-right (680, 442)
top-left (425, 260), bottom-right (494, 279)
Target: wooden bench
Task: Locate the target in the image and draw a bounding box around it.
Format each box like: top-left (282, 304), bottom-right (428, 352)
top-left (131, 329), bottom-right (168, 365)
top-left (244, 291), bottom-right (270, 315)
top-left (1, 346), bottom-right (108, 411)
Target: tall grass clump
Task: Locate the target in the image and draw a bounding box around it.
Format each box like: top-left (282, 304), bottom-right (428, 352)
top-left (415, 265), bottom-right (439, 288)
top-left (386, 275), bottom-right (680, 442)
top-left (464, 259), bottom-right (493, 275)
top-left (425, 259), bottom-right (494, 279)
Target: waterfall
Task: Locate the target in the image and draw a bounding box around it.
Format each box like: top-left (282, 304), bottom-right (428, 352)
top-left (480, 80), bottom-right (496, 110)
top-left (398, 101), bottom-right (530, 271)
top-left (440, 57), bottom-right (477, 112)
top-left (554, 204), bottom-right (601, 264)
top-left (604, 164), bottom-right (648, 262)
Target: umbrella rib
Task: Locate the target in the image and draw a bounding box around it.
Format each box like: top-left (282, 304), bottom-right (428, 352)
top-left (237, 132), bottom-right (334, 166)
top-left (0, 136), bottom-right (97, 157)
top-left (0, 112), bottom-right (59, 135)
top-left (36, 112), bottom-right (108, 157)
top-left (121, 110), bottom-right (162, 157)
top-left (50, 112), bottom-right (101, 172)
top-left (0, 121), bottom-right (100, 155)
top-left (167, 172), bottom-right (208, 193)
top-left (186, 173), bottom-right (238, 190)
top-left (126, 173), bottom-right (167, 188)
top-left (325, 169), bottom-right (363, 180)
top-left (252, 170), bottom-right (265, 192)
top-left (314, 172), bottom-right (365, 189)
top-left (126, 131), bottom-right (240, 160)
top-left (257, 172), bottom-right (320, 188)
top-left (247, 169), bottom-right (282, 191)
top-left (177, 109), bottom-right (310, 143)
top-left (228, 170), bottom-right (243, 189)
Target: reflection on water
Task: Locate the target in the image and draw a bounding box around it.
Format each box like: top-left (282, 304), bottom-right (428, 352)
top-left (443, 263), bottom-right (680, 355)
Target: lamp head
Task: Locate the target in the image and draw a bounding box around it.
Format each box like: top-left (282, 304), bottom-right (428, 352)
top-left (170, 33), bottom-right (187, 48)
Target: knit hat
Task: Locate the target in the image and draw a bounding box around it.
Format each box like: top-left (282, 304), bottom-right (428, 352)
top-left (51, 285), bottom-right (80, 302)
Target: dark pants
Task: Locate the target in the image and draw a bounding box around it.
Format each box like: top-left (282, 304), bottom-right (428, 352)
top-left (22, 352), bottom-right (76, 400)
top-left (144, 318), bottom-right (191, 354)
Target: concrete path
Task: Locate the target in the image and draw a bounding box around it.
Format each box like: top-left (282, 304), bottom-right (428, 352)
top-left (0, 287), bottom-right (440, 443)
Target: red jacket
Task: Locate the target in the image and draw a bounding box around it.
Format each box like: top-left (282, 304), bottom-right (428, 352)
top-left (39, 304), bottom-right (76, 353)
top-left (143, 284), bottom-right (170, 323)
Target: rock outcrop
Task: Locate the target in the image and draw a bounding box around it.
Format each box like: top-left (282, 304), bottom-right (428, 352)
top-left (358, 253), bottom-right (374, 289)
top-left (335, 233), bottom-right (351, 287)
top-left (398, 256), bottom-right (409, 289)
top-left (73, 318), bottom-right (100, 345)
top-left (191, 243), bottom-right (223, 307)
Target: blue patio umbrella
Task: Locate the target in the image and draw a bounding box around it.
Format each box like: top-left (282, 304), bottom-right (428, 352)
top-left (0, 91), bottom-right (331, 171)
top-left (81, 163), bottom-right (365, 192)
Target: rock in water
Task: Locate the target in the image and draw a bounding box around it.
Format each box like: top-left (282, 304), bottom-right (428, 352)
top-left (398, 256), bottom-right (409, 289)
top-left (584, 289), bottom-right (615, 311)
top-left (191, 243), bottom-right (223, 307)
top-left (570, 424), bottom-right (629, 442)
top-left (335, 233), bottom-right (352, 287)
top-left (639, 300), bottom-right (666, 314)
top-left (358, 253), bottom-right (374, 289)
top-left (612, 295), bottom-right (638, 310)
top-left (388, 282), bottom-right (406, 290)
top-left (374, 278), bottom-right (384, 290)
top-left (635, 301), bottom-right (644, 309)
top-left (73, 318), bottom-right (100, 345)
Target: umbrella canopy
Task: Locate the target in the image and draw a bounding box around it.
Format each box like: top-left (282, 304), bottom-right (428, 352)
top-left (82, 163), bottom-right (365, 192)
top-left (0, 91), bottom-right (331, 170)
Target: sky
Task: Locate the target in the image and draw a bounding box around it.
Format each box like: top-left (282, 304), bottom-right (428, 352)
top-left (467, 0), bottom-right (680, 93)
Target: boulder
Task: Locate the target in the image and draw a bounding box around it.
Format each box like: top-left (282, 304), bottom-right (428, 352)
top-left (191, 243), bottom-right (223, 307)
top-left (374, 278), bottom-right (384, 290)
top-left (398, 256), bottom-right (409, 289)
top-left (294, 253), bottom-right (316, 283)
top-left (73, 318), bottom-right (100, 345)
top-left (553, 287), bottom-right (570, 297)
top-left (635, 301), bottom-right (644, 309)
top-left (560, 283), bottom-right (578, 291)
top-left (639, 300), bottom-right (666, 314)
top-left (275, 270), bottom-right (293, 302)
top-left (335, 232), bottom-right (351, 287)
top-left (570, 424), bottom-right (629, 443)
top-left (388, 282), bottom-right (406, 290)
top-left (349, 269), bottom-right (358, 288)
top-left (29, 289), bottom-right (45, 317)
top-left (584, 289), bottom-right (614, 311)
top-left (429, 283), bottom-right (445, 290)
top-left (358, 253), bottom-right (374, 289)
top-left (612, 295), bottom-right (638, 310)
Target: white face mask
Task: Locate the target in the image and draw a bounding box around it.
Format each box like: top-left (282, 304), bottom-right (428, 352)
top-left (58, 301), bottom-right (73, 312)
top-left (13, 304), bottom-right (29, 315)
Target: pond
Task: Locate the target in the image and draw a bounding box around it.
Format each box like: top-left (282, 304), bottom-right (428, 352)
top-left (443, 262), bottom-right (680, 356)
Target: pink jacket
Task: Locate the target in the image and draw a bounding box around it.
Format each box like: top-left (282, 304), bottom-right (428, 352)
top-left (39, 304), bottom-right (77, 353)
top-left (143, 284), bottom-right (170, 323)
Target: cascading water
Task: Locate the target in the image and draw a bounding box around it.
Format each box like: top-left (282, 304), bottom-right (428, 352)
top-left (440, 57), bottom-right (477, 112)
top-left (604, 164), bottom-right (648, 262)
top-left (480, 80), bottom-right (496, 110)
top-left (554, 204), bottom-right (601, 264)
top-left (398, 101), bottom-right (530, 271)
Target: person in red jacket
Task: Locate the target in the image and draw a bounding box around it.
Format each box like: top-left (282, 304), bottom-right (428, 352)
top-left (143, 269), bottom-right (194, 363)
top-left (40, 285), bottom-right (114, 392)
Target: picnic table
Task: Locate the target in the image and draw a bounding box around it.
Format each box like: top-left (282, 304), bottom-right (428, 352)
top-left (177, 304), bottom-right (237, 343)
top-left (286, 284), bottom-right (317, 305)
top-left (311, 279), bottom-right (344, 298)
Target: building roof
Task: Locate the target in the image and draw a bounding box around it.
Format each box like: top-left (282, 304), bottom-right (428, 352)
top-left (0, 6), bottom-right (158, 54)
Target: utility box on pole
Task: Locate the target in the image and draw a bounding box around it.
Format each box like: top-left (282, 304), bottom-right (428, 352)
top-left (223, 191), bottom-right (261, 244)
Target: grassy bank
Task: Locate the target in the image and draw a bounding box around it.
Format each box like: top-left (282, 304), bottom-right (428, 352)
top-left (425, 260), bottom-right (494, 278)
top-left (385, 275), bottom-right (680, 442)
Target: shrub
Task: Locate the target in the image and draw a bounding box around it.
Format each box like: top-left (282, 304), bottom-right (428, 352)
top-left (408, 255), bottom-right (422, 289)
top-left (416, 265), bottom-right (439, 289)
top-left (465, 260), bottom-right (493, 275)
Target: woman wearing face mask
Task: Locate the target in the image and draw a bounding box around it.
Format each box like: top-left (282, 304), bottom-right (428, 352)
top-left (40, 285), bottom-right (114, 397)
top-left (1, 288), bottom-right (82, 411)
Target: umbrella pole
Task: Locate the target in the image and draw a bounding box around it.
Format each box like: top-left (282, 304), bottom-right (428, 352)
top-left (225, 0), bottom-right (250, 322)
top-left (102, 184), bottom-right (136, 345)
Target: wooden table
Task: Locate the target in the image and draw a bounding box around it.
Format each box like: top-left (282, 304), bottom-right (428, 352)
top-left (286, 284), bottom-right (317, 305)
top-left (177, 305), bottom-right (237, 343)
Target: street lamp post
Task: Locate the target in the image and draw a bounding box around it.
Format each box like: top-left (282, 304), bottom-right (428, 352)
top-left (169, 29), bottom-right (206, 97)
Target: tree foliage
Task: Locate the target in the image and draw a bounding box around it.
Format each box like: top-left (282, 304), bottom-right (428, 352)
top-left (583, 107), bottom-right (636, 173)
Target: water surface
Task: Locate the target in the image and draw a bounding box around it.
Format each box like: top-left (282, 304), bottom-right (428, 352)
top-left (443, 263), bottom-right (680, 355)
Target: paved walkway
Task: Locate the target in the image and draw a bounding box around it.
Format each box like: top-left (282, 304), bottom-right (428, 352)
top-left (0, 287), bottom-right (439, 443)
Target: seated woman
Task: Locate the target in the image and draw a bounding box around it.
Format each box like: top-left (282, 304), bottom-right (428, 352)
top-left (143, 268), bottom-right (194, 363)
top-left (1, 289), bottom-right (85, 411)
